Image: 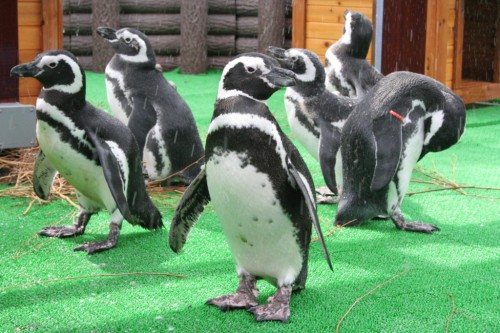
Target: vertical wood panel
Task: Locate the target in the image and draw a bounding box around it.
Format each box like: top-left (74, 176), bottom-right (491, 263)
top-left (424, 0), bottom-right (448, 83)
top-left (452, 0), bottom-right (464, 89)
top-left (42, 0), bottom-right (64, 50)
top-left (292, 0), bottom-right (306, 47)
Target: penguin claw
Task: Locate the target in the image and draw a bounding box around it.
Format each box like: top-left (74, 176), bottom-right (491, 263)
top-left (248, 302), bottom-right (290, 323)
top-left (73, 239), bottom-right (117, 254)
top-left (205, 291), bottom-right (258, 311)
top-left (248, 285), bottom-right (292, 322)
top-left (38, 226), bottom-right (85, 238)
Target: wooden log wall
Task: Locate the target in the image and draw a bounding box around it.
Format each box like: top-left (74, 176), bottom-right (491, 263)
top-left (63, 0), bottom-right (292, 71)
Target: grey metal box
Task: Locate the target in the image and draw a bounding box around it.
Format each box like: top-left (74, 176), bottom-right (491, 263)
top-left (0, 103), bottom-right (37, 149)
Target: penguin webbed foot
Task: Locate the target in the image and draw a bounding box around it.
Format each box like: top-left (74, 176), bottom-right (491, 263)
top-left (38, 225), bottom-right (85, 238)
top-left (315, 186), bottom-right (339, 205)
top-left (248, 285), bottom-right (292, 323)
top-left (391, 213), bottom-right (440, 233)
top-left (73, 223), bottom-right (121, 254)
top-left (206, 276), bottom-right (259, 311)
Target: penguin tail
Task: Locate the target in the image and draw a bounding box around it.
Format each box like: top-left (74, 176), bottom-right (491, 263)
top-left (133, 198), bottom-right (164, 230)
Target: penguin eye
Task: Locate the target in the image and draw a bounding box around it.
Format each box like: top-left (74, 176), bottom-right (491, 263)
top-left (246, 66), bottom-right (256, 73)
top-left (291, 56), bottom-right (299, 62)
top-left (48, 62), bottom-right (57, 69)
top-left (124, 37), bottom-right (132, 43)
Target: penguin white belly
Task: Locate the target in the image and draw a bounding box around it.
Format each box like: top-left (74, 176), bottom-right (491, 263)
top-left (387, 119), bottom-right (425, 213)
top-left (285, 91), bottom-right (319, 160)
top-left (105, 67), bottom-right (130, 125)
top-left (143, 125), bottom-right (172, 180)
top-left (206, 151), bottom-right (303, 287)
top-left (36, 121), bottom-right (115, 210)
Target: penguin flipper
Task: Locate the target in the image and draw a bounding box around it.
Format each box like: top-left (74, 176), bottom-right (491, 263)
top-left (370, 113), bottom-right (403, 192)
top-left (129, 95), bottom-right (157, 151)
top-left (169, 169), bottom-right (210, 253)
top-left (86, 130), bottom-right (134, 222)
top-left (33, 150), bottom-right (58, 200)
top-left (286, 158), bottom-right (333, 271)
top-left (318, 120), bottom-right (340, 195)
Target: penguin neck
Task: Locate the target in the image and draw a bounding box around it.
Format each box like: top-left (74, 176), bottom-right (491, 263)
top-left (292, 81), bottom-right (326, 98)
top-left (345, 34), bottom-right (371, 59)
top-left (39, 86), bottom-right (86, 111)
top-left (113, 54), bottom-right (156, 71)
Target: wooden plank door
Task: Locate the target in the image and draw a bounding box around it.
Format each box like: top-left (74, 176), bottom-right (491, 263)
top-left (0, 0), bottom-right (19, 102)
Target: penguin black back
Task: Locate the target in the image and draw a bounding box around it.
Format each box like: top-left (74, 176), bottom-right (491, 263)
top-left (97, 27), bottom-right (205, 183)
top-left (336, 71), bottom-right (464, 233)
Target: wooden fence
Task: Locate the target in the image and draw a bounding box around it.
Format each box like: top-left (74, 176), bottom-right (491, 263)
top-left (63, 0), bottom-right (292, 71)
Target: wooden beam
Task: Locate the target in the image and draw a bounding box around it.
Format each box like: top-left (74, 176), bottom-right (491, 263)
top-left (452, 0), bottom-right (465, 90)
top-left (42, 0), bottom-right (63, 50)
top-left (292, 0), bottom-right (306, 48)
top-left (424, 0), bottom-right (447, 84)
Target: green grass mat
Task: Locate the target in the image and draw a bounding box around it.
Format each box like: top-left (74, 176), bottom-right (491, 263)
top-left (1, 69), bottom-right (499, 332)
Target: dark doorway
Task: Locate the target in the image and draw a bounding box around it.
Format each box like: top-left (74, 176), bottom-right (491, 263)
top-left (0, 0), bottom-right (19, 102)
top-left (461, 0), bottom-right (500, 82)
top-left (381, 0), bottom-right (428, 75)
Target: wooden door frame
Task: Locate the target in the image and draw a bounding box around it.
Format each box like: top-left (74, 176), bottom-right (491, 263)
top-left (451, 0), bottom-right (500, 103)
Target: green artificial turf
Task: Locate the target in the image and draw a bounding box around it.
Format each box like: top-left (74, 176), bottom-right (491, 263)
top-left (1, 69), bottom-right (499, 332)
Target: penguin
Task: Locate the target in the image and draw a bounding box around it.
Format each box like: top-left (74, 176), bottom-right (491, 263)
top-left (169, 53), bottom-right (333, 322)
top-left (325, 10), bottom-right (383, 99)
top-left (334, 71), bottom-right (466, 232)
top-left (96, 27), bottom-right (204, 183)
top-left (10, 50), bottom-right (163, 254)
top-left (268, 47), bottom-right (356, 203)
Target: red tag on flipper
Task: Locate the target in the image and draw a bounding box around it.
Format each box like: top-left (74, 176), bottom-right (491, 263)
top-left (389, 110), bottom-right (404, 122)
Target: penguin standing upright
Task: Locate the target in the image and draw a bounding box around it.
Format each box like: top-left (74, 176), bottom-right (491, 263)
top-left (10, 50), bottom-right (163, 253)
top-left (335, 71), bottom-right (466, 232)
top-left (268, 47), bottom-right (355, 202)
top-left (325, 10), bottom-right (383, 98)
top-left (97, 27), bottom-right (204, 183)
top-left (169, 53), bottom-right (332, 322)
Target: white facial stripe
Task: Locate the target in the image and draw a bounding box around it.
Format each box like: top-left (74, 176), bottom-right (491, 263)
top-left (288, 49), bottom-right (316, 82)
top-left (341, 12), bottom-right (353, 45)
top-left (36, 98), bottom-right (93, 150)
top-left (331, 119), bottom-right (346, 130)
top-left (218, 56), bottom-right (270, 99)
top-left (403, 99), bottom-right (426, 124)
top-left (117, 30), bottom-right (149, 63)
top-left (424, 110), bottom-right (444, 145)
top-left (105, 140), bottom-right (129, 193)
top-left (38, 55), bottom-right (83, 94)
top-left (208, 113), bottom-right (288, 171)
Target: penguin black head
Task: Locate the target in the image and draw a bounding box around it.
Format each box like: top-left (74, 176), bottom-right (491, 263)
top-left (97, 27), bottom-right (155, 64)
top-left (342, 10), bottom-right (373, 59)
top-left (218, 52), bottom-right (296, 101)
top-left (10, 50), bottom-right (85, 94)
top-left (268, 47), bottom-right (325, 90)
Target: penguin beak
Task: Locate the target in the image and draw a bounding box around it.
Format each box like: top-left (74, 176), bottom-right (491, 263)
top-left (267, 47), bottom-right (296, 73)
top-left (97, 26), bottom-right (118, 41)
top-left (264, 67), bottom-right (296, 88)
top-left (10, 62), bottom-right (41, 78)
top-left (267, 46), bottom-right (287, 61)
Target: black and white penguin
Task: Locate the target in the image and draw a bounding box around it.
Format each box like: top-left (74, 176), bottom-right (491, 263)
top-left (268, 47), bottom-right (355, 202)
top-left (10, 50), bottom-right (163, 254)
top-left (335, 71), bottom-right (466, 232)
top-left (97, 27), bottom-right (204, 183)
top-left (169, 53), bottom-right (332, 322)
top-left (325, 10), bottom-right (383, 98)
